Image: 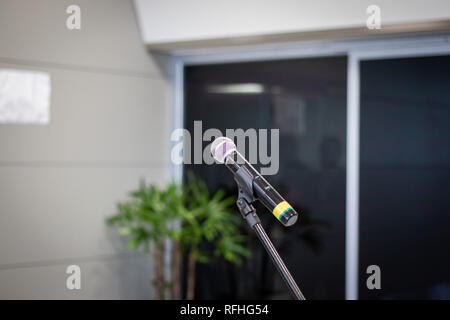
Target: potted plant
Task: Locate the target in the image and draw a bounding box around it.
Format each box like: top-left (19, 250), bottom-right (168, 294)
top-left (179, 172), bottom-right (250, 299)
top-left (106, 172), bottom-right (250, 300)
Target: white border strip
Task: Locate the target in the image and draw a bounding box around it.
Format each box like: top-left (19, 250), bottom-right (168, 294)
top-left (172, 58), bottom-right (184, 184)
top-left (346, 53), bottom-right (360, 300)
top-left (176, 34), bottom-right (450, 65)
top-left (353, 44), bottom-right (450, 61)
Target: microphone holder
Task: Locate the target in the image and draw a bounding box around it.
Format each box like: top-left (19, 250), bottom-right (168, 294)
top-left (234, 166), bottom-right (306, 300)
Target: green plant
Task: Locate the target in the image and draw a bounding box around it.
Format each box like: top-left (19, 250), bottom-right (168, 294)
top-left (106, 181), bottom-right (180, 299)
top-left (106, 173), bottom-right (250, 300)
top-left (180, 172), bottom-right (250, 299)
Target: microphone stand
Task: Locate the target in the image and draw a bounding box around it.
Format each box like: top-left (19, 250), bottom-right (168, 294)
top-left (233, 168), bottom-right (306, 300)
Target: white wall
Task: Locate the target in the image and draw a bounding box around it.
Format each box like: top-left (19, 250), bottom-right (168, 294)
top-left (134, 0), bottom-right (450, 48)
top-left (0, 0), bottom-right (171, 299)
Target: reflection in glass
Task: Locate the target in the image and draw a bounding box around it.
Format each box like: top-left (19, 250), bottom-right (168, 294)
top-left (184, 57), bottom-right (347, 299)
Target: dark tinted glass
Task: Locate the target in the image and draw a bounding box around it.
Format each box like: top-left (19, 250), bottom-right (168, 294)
top-left (184, 56), bottom-right (347, 299)
top-left (360, 55), bottom-right (450, 299)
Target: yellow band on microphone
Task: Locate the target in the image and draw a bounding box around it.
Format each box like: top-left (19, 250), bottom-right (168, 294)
top-left (272, 201), bottom-right (292, 220)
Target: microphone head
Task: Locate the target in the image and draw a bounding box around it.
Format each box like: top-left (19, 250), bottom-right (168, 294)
top-left (211, 137), bottom-right (236, 163)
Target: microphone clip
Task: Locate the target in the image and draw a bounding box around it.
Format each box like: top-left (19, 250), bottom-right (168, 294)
top-left (236, 196), bottom-right (261, 229)
top-left (234, 165), bottom-right (256, 203)
top-left (234, 165), bottom-right (262, 228)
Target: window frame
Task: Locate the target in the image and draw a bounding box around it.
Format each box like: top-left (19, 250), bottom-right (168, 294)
top-left (172, 34), bottom-right (450, 300)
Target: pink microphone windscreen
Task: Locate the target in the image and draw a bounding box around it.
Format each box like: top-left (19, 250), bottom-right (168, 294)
top-left (210, 137), bottom-right (236, 163)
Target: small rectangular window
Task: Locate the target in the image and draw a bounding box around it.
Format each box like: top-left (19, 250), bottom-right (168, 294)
top-left (0, 69), bottom-right (51, 124)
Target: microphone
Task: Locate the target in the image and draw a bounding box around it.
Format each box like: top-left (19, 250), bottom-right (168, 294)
top-left (211, 137), bottom-right (298, 227)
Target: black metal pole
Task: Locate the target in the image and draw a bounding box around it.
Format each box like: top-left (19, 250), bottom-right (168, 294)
top-left (253, 223), bottom-right (306, 300)
top-left (236, 197), bottom-right (306, 300)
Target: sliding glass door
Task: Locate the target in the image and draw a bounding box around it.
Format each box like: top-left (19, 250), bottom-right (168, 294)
top-left (358, 55), bottom-right (450, 299)
top-left (184, 57), bottom-right (347, 299)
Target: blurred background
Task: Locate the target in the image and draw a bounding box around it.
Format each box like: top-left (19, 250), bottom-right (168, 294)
top-left (0, 0), bottom-right (449, 299)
